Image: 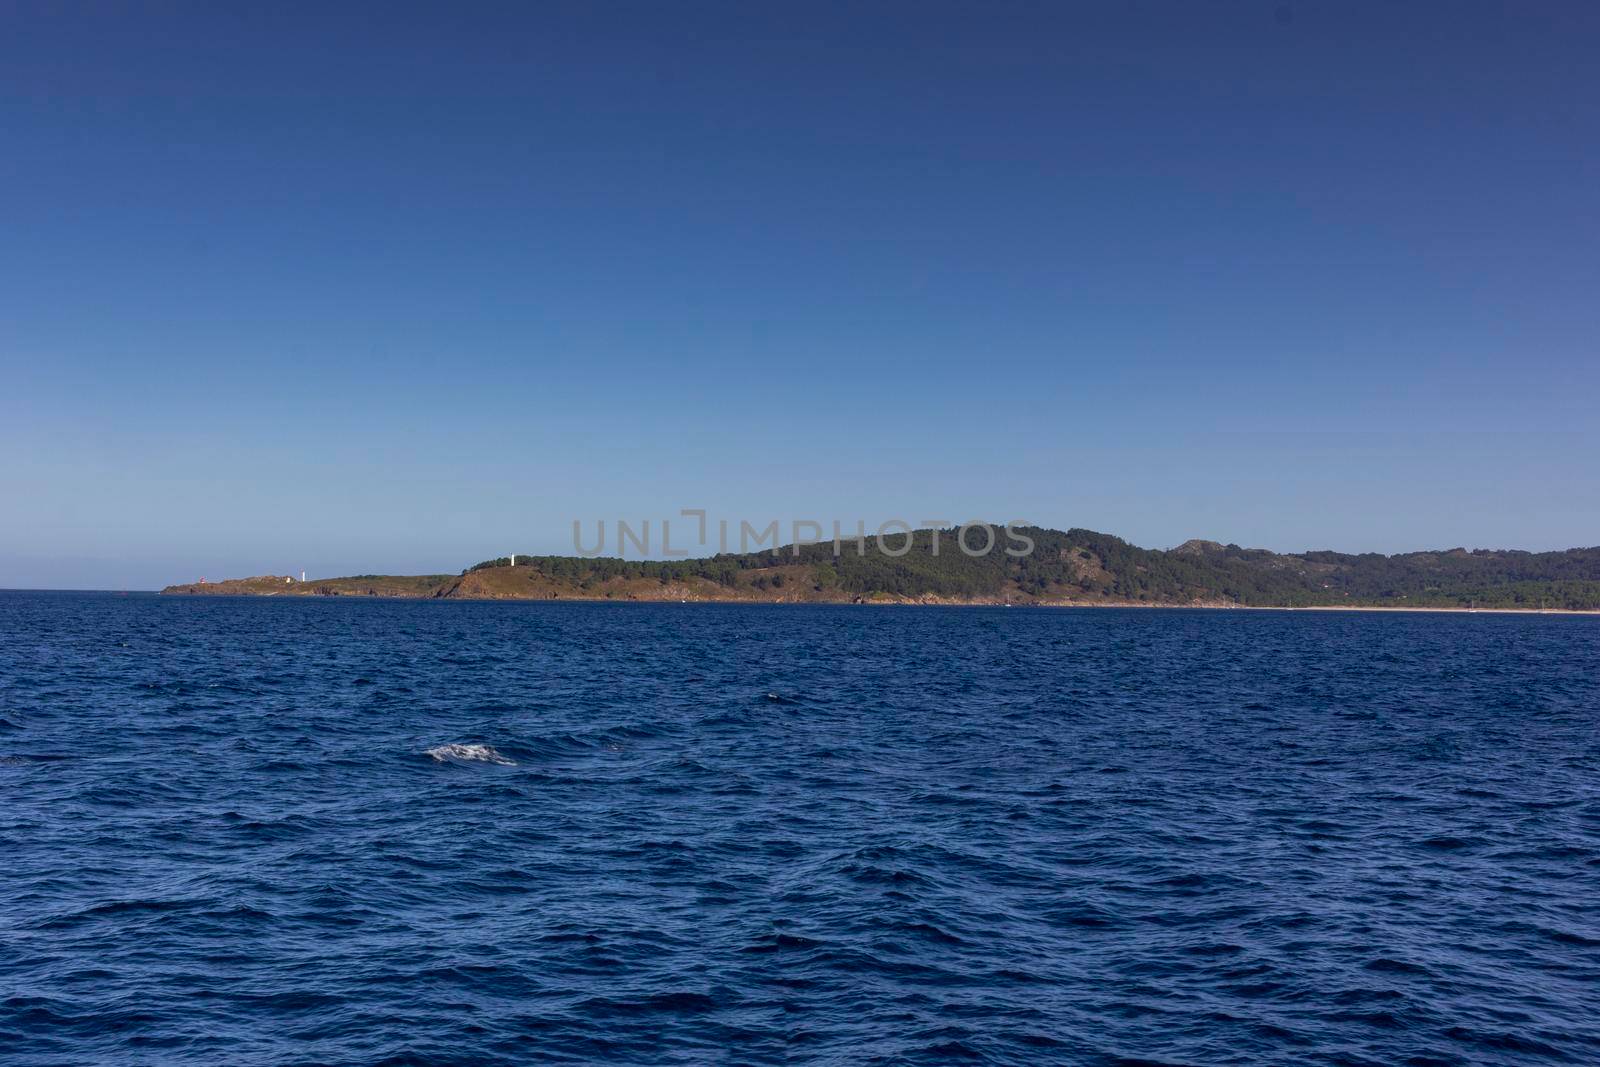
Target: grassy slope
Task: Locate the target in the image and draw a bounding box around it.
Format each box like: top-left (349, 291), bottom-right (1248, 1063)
top-left (162, 575), bottom-right (455, 597)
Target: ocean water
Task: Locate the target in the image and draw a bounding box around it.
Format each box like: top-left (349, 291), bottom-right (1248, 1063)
top-left (2, 593), bottom-right (1597, 1066)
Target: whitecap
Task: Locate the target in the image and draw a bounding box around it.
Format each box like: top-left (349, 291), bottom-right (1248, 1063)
top-left (425, 743), bottom-right (515, 766)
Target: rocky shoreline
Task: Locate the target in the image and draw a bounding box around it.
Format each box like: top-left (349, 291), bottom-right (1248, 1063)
top-left (159, 574), bottom-right (1598, 613)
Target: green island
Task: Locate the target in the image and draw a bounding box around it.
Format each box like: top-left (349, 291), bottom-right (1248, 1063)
top-left (162, 526), bottom-right (1600, 611)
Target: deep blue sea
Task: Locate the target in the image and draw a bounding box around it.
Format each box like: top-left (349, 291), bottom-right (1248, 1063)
top-left (2, 593), bottom-right (1598, 1065)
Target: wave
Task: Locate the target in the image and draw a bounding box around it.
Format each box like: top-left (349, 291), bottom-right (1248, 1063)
top-left (425, 743), bottom-right (515, 766)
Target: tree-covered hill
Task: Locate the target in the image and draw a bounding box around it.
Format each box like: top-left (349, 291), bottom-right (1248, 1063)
top-left (460, 526), bottom-right (1600, 610)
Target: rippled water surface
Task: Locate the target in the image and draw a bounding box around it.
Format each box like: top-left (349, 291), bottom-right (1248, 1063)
top-left (3, 593), bottom-right (1598, 1065)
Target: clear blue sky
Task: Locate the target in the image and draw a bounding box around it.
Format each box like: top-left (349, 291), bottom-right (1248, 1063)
top-left (3, 2), bottom-right (1597, 588)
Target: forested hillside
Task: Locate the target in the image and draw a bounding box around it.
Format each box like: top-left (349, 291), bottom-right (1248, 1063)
top-left (466, 527), bottom-right (1600, 610)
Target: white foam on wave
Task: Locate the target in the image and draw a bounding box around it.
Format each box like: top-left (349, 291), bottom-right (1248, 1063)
top-left (425, 743), bottom-right (515, 766)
